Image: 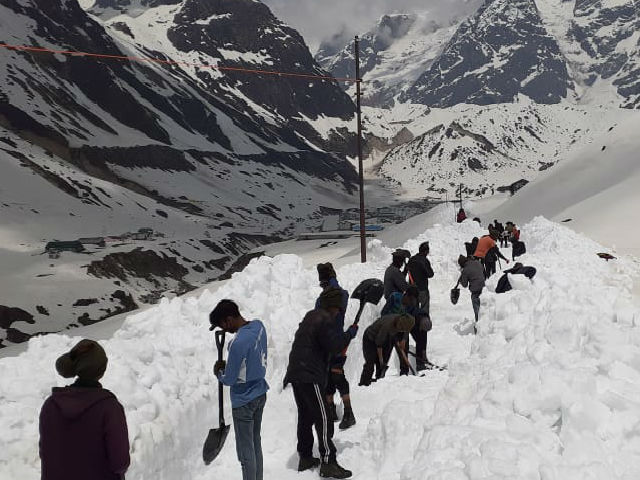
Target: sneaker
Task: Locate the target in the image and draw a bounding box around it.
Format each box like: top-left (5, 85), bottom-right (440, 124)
top-left (320, 461), bottom-right (352, 479)
top-left (298, 456), bottom-right (320, 472)
top-left (338, 409), bottom-right (355, 430)
top-left (328, 403), bottom-right (338, 422)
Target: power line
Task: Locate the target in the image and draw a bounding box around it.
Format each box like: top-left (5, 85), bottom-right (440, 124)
top-left (0, 42), bottom-right (363, 84)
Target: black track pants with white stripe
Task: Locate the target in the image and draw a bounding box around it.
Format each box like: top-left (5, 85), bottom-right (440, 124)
top-left (291, 382), bottom-right (337, 464)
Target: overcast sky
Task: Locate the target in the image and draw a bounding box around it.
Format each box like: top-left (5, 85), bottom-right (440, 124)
top-left (261, 0), bottom-right (482, 52)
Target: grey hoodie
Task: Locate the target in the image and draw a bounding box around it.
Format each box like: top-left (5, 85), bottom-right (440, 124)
top-left (459, 258), bottom-right (485, 293)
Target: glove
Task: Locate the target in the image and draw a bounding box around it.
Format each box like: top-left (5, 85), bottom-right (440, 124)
top-left (376, 365), bottom-right (388, 380)
top-left (346, 324), bottom-right (358, 339)
top-left (214, 360), bottom-right (226, 376)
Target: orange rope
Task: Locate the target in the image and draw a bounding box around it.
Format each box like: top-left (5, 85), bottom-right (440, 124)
top-left (0, 42), bottom-right (362, 83)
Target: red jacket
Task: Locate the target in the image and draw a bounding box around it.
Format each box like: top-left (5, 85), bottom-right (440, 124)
top-left (473, 235), bottom-right (496, 259)
top-left (512, 228), bottom-right (520, 240)
top-left (40, 382), bottom-right (130, 480)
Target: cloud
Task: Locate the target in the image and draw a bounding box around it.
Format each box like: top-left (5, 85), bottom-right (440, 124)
top-left (262, 0), bottom-right (483, 52)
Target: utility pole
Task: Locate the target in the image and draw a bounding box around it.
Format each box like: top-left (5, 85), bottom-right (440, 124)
top-left (355, 35), bottom-right (366, 263)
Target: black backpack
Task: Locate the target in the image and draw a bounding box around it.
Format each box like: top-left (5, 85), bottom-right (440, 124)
top-left (512, 240), bottom-right (526, 258)
top-left (495, 274), bottom-right (512, 294)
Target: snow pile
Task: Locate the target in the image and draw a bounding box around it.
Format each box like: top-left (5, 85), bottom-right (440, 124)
top-left (1, 217), bottom-right (640, 480)
top-left (489, 114), bottom-right (640, 257)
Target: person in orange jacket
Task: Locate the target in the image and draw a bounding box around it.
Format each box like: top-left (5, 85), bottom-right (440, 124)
top-left (473, 229), bottom-right (508, 278)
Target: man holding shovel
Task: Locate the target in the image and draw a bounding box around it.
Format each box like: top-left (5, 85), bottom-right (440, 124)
top-left (210, 299), bottom-right (269, 480)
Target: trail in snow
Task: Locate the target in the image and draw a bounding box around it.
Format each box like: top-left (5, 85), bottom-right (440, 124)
top-left (1, 214), bottom-right (640, 480)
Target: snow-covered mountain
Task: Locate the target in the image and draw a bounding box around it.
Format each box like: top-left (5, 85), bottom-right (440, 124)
top-left (403, 0), bottom-right (574, 107)
top-left (316, 13), bottom-right (464, 107)
top-left (318, 0), bottom-right (640, 198)
top-left (373, 102), bottom-right (634, 198)
top-left (537, 0), bottom-right (640, 108)
top-left (0, 0), bottom-right (359, 346)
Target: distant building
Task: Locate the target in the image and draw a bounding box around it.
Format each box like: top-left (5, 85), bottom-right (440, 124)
top-left (45, 241), bottom-right (84, 253)
top-left (131, 232), bottom-right (151, 240)
top-left (78, 237), bottom-right (106, 247)
top-left (351, 224), bottom-right (384, 232)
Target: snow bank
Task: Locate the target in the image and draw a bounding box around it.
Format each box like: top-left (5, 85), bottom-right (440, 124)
top-left (488, 114), bottom-right (640, 257)
top-left (1, 217), bottom-right (640, 480)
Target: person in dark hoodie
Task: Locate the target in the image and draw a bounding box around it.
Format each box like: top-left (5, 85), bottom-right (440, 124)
top-left (315, 263), bottom-right (355, 431)
top-left (407, 242), bottom-right (434, 314)
top-left (457, 255), bottom-right (486, 334)
top-left (39, 339), bottom-right (130, 480)
top-left (284, 287), bottom-right (358, 479)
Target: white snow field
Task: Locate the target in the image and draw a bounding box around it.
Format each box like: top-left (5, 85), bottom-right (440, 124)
top-left (487, 116), bottom-right (640, 257)
top-left (2, 212), bottom-right (640, 480)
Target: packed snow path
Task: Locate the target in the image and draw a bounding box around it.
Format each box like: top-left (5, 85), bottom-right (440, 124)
top-left (1, 217), bottom-right (640, 480)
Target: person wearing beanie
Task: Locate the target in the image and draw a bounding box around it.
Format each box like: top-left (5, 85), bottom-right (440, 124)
top-left (359, 313), bottom-right (415, 386)
top-left (39, 339), bottom-right (130, 480)
top-left (383, 250), bottom-right (410, 300)
top-left (314, 265), bottom-right (355, 431)
top-left (210, 300), bottom-right (269, 480)
top-left (284, 287), bottom-right (358, 479)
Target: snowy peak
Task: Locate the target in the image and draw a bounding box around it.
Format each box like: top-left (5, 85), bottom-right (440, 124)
top-left (404, 0), bottom-right (573, 107)
top-left (569, 0), bottom-right (640, 107)
top-left (168, 0), bottom-right (355, 121)
top-left (316, 13), bottom-right (463, 107)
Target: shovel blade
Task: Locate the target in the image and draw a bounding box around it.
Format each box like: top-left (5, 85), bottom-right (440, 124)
top-left (351, 278), bottom-right (384, 305)
top-left (203, 424), bottom-right (231, 465)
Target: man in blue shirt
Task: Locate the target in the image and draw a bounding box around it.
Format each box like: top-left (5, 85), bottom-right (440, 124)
top-left (210, 300), bottom-right (269, 480)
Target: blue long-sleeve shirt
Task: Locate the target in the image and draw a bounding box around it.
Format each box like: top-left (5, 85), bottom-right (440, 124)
top-left (217, 320), bottom-right (269, 408)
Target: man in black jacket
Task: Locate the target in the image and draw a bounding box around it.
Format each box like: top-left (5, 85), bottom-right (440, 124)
top-left (284, 287), bottom-right (358, 479)
top-left (407, 242), bottom-right (434, 314)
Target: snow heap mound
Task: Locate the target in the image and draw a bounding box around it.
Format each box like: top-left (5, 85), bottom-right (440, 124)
top-left (1, 217), bottom-right (640, 479)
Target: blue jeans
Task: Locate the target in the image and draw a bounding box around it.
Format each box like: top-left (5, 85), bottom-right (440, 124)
top-left (232, 394), bottom-right (266, 480)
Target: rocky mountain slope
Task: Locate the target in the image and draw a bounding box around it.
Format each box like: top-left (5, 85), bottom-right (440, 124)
top-left (318, 0), bottom-right (640, 198)
top-left (0, 0), bottom-right (358, 346)
top-left (403, 0), bottom-right (574, 107)
top-left (316, 13), bottom-right (463, 107)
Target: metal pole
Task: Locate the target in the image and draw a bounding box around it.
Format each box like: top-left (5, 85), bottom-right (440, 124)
top-left (355, 35), bottom-right (366, 263)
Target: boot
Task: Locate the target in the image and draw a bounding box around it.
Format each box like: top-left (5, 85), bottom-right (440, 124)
top-left (328, 403), bottom-right (338, 423)
top-left (338, 406), bottom-right (355, 430)
top-left (416, 359), bottom-right (427, 372)
top-left (298, 456), bottom-right (320, 472)
top-left (320, 461), bottom-right (352, 479)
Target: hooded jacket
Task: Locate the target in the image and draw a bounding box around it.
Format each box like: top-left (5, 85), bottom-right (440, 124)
top-left (407, 254), bottom-right (434, 291)
top-left (39, 380), bottom-right (130, 480)
top-left (283, 309), bottom-right (353, 386)
top-left (383, 265), bottom-right (408, 299)
top-left (458, 258), bottom-right (486, 294)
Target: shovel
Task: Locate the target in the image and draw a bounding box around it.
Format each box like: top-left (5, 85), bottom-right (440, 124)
top-left (202, 330), bottom-right (231, 465)
top-left (350, 278), bottom-right (385, 325)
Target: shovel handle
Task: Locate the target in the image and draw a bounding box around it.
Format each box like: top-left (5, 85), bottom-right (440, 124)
top-left (215, 330), bottom-right (225, 361)
top-left (215, 330), bottom-right (226, 426)
top-left (352, 299), bottom-right (366, 326)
